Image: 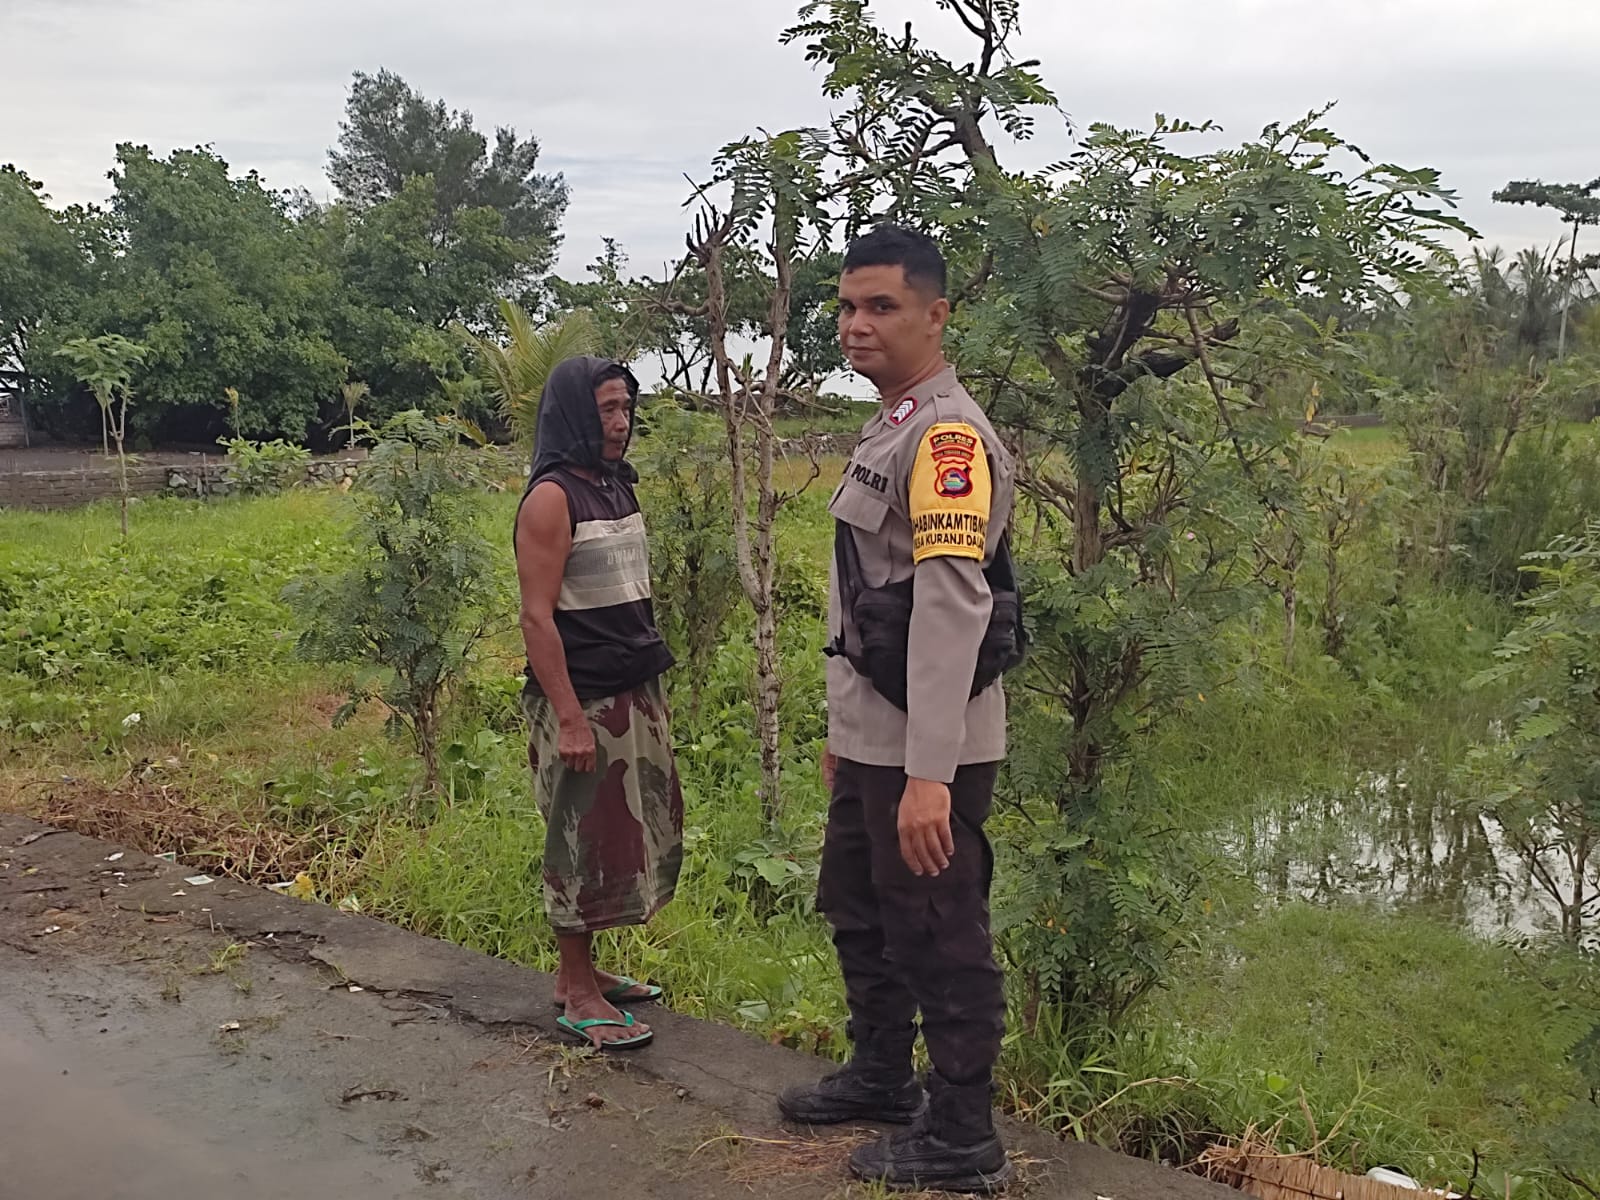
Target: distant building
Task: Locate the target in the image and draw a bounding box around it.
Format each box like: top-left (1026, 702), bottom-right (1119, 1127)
top-left (0, 372), bottom-right (29, 449)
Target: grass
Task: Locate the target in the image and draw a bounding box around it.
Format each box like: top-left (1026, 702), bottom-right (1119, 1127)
top-left (1117, 904), bottom-right (1600, 1195)
top-left (1322, 419), bottom-right (1599, 469)
top-left (4, 455), bottom-right (1598, 1198)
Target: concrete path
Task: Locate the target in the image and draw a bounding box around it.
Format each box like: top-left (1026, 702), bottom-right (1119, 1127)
top-left (0, 813), bottom-right (1238, 1199)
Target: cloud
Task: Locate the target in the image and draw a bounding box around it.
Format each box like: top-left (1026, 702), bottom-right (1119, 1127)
top-left (2, 0), bottom-right (1595, 274)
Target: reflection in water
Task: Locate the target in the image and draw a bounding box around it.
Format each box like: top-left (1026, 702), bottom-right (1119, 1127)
top-left (1222, 767), bottom-right (1597, 950)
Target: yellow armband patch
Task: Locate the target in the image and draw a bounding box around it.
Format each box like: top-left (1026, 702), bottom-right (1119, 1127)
top-left (909, 422), bottom-right (991, 563)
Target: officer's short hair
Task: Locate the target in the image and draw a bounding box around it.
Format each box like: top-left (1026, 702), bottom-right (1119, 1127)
top-left (842, 225), bottom-right (947, 299)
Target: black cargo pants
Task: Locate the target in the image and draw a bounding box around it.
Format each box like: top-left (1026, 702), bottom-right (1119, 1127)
top-left (816, 757), bottom-right (1005, 1088)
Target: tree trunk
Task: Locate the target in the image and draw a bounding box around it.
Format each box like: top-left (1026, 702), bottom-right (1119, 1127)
top-left (1570, 828), bottom-right (1590, 944)
top-left (1557, 220), bottom-right (1579, 361)
top-left (116, 441), bottom-right (129, 538)
top-left (1067, 474), bottom-right (1104, 795)
top-left (750, 205), bottom-right (797, 825)
top-left (1283, 581), bottom-right (1298, 670)
top-left (1282, 533), bottom-right (1302, 670)
top-left (417, 692), bottom-right (441, 795)
top-left (1322, 540), bottom-right (1345, 659)
top-left (1071, 475), bottom-right (1102, 576)
top-left (751, 391), bottom-right (783, 826)
top-left (113, 396), bottom-right (129, 538)
top-left (753, 589), bottom-right (782, 826)
top-left (695, 197), bottom-right (795, 827)
top-left (1432, 463), bottom-right (1452, 569)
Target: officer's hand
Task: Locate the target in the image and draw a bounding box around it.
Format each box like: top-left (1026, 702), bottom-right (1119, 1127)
top-left (558, 718), bottom-right (597, 773)
top-left (821, 750), bottom-right (838, 791)
top-left (898, 777), bottom-right (954, 877)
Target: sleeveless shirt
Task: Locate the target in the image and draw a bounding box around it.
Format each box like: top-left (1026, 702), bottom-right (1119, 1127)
top-left (519, 466), bottom-right (675, 700)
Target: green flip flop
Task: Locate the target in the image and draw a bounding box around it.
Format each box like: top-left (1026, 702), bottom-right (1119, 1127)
top-left (603, 976), bottom-right (663, 1005)
top-left (550, 976), bottom-right (663, 1010)
top-left (555, 1011), bottom-right (654, 1051)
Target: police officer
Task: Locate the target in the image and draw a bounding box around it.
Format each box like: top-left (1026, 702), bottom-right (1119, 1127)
top-left (778, 225), bottom-right (1016, 1194)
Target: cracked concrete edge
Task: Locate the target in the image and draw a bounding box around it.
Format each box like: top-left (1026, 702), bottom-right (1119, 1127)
top-left (1, 813), bottom-right (1241, 1200)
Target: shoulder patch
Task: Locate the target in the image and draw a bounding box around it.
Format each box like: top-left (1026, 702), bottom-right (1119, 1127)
top-left (909, 422), bottom-right (991, 563)
top-left (888, 396), bottom-right (918, 426)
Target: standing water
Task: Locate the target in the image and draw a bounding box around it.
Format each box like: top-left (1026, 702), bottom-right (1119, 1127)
top-left (1222, 766), bottom-right (1599, 952)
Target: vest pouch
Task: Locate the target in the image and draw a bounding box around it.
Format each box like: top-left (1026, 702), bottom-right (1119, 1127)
top-left (829, 510), bottom-right (1027, 715)
top-left (974, 586), bottom-right (1023, 694)
top-left (849, 580), bottom-right (913, 711)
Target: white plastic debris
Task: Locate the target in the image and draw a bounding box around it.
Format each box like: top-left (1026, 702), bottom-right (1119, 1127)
top-left (218, 1021), bottom-right (241, 1033)
top-left (184, 875), bottom-right (214, 886)
top-left (1366, 1168), bottom-right (1421, 1190)
top-left (347, 984), bottom-right (364, 993)
top-left (105, 852), bottom-right (124, 863)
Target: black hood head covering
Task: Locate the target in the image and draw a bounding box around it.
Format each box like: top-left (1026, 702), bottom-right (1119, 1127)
top-left (529, 355), bottom-right (641, 485)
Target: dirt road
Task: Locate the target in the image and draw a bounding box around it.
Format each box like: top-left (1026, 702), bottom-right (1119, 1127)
top-left (0, 813), bottom-right (1238, 1199)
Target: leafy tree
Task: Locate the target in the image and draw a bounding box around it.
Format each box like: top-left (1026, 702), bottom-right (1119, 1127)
top-left (1468, 520), bottom-right (1600, 945)
top-left (791, 0), bottom-right (1463, 791)
top-left (0, 168), bottom-right (85, 387)
top-left (785, 0), bottom-right (1470, 1017)
top-left (632, 400), bottom-right (743, 717)
top-left (667, 130), bottom-right (833, 825)
top-left (286, 411), bottom-right (503, 793)
top-left (63, 145), bottom-right (346, 441)
top-left (329, 69), bottom-right (567, 293)
top-left (563, 246), bottom-right (750, 400)
top-left (53, 334), bottom-right (148, 536)
top-left (1377, 248), bottom-right (1600, 583)
top-left (1310, 454), bottom-right (1410, 660)
top-left (324, 171), bottom-right (544, 419)
top-left (782, 248), bottom-right (848, 390)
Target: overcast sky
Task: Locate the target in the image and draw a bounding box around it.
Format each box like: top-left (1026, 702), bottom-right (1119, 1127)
top-left (3, 0), bottom-right (1597, 282)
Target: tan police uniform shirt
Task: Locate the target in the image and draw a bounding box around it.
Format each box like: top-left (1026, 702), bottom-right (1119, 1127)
top-left (826, 364), bottom-right (1016, 783)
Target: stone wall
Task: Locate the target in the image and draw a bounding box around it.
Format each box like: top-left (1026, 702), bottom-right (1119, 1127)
top-left (0, 456), bottom-right (367, 512)
top-left (161, 457), bottom-right (363, 500)
top-left (0, 463), bottom-right (171, 510)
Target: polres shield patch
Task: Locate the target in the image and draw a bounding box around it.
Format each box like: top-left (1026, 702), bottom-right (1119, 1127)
top-left (937, 465), bottom-right (973, 498)
top-left (909, 421), bottom-right (991, 563)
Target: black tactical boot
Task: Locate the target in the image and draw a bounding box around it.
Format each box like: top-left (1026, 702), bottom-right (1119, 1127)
top-left (777, 1023), bottom-right (927, 1125)
top-left (848, 1072), bottom-right (1013, 1193)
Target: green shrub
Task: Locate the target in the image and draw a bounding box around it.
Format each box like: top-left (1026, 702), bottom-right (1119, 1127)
top-left (224, 437), bottom-right (312, 495)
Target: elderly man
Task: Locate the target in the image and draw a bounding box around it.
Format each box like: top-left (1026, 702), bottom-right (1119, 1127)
top-left (514, 355), bottom-right (682, 1051)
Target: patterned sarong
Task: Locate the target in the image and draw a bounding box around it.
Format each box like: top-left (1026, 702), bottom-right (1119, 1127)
top-left (522, 677), bottom-right (684, 935)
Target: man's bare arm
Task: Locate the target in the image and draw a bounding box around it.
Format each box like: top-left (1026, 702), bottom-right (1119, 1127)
top-left (516, 482), bottom-right (594, 772)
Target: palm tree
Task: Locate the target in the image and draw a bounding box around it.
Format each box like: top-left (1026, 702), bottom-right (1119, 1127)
top-left (1493, 177), bottom-right (1600, 360)
top-left (458, 301), bottom-right (598, 452)
top-left (1464, 246), bottom-right (1576, 364)
top-left (339, 380), bottom-right (369, 449)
